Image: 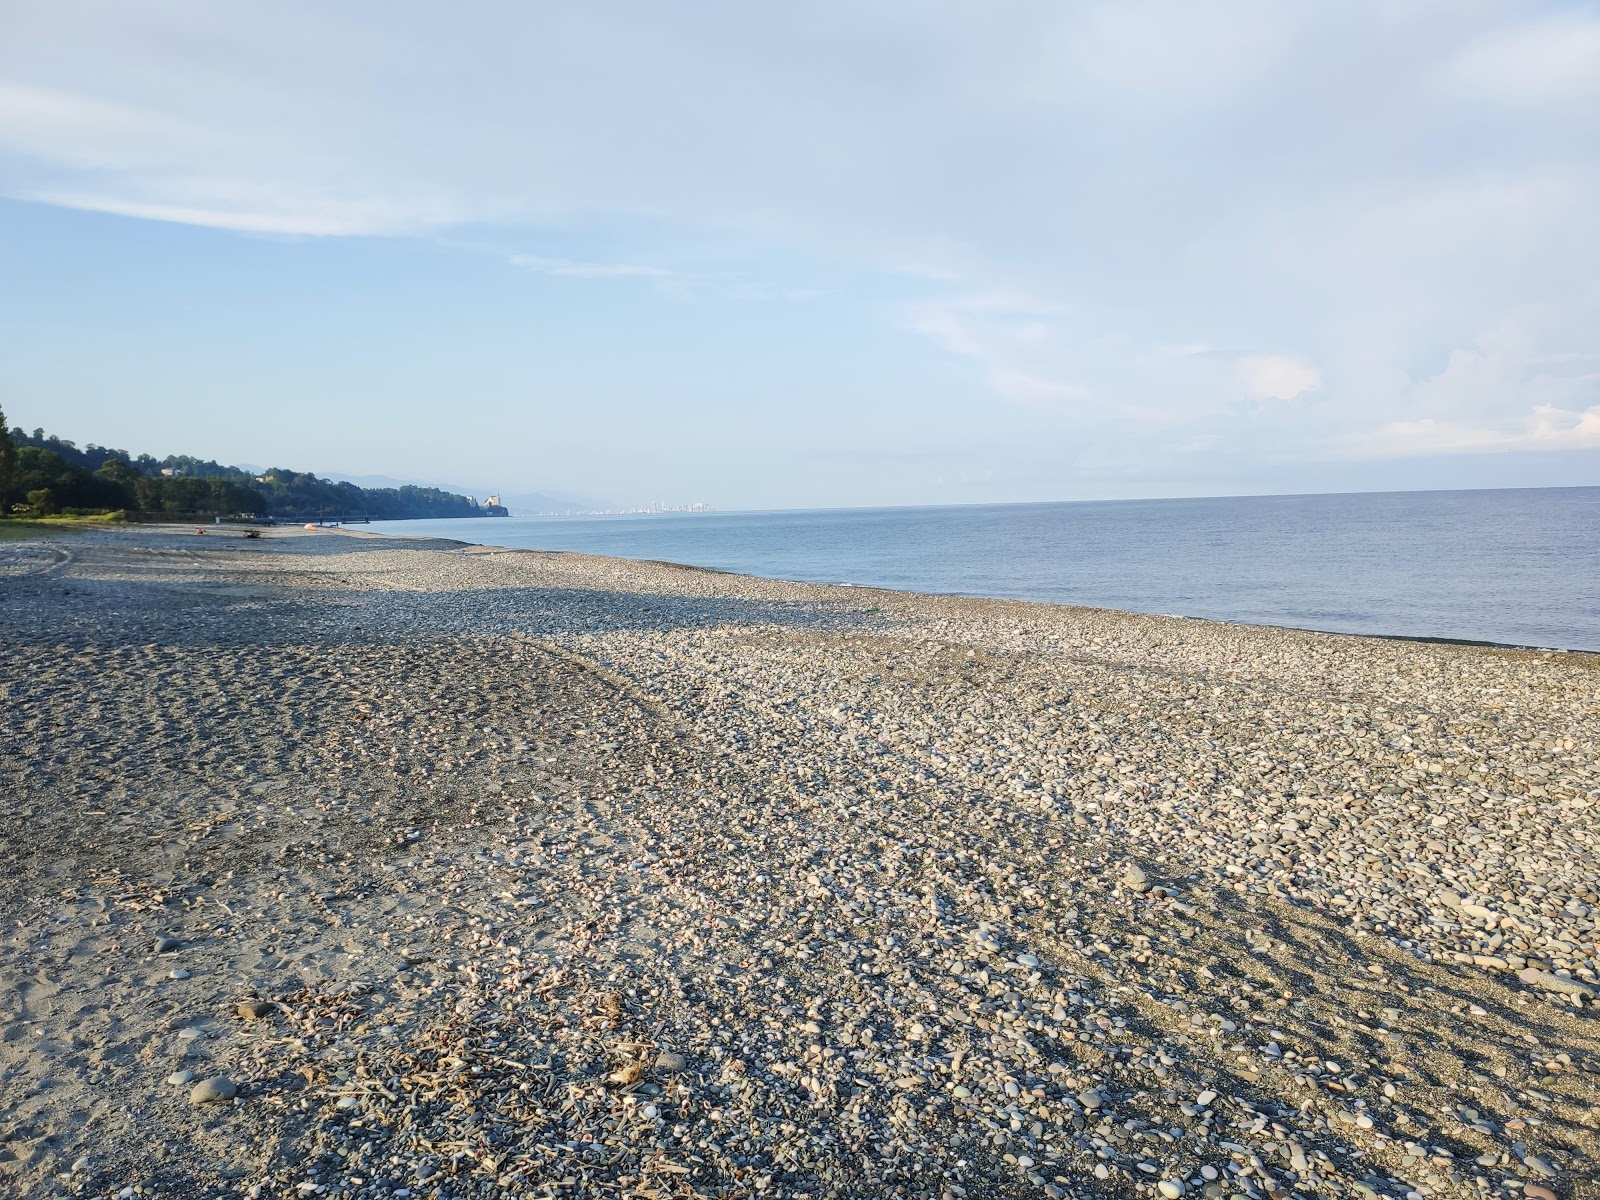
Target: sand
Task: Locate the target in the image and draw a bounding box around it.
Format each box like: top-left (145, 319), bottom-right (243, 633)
top-left (0, 523), bottom-right (1595, 1200)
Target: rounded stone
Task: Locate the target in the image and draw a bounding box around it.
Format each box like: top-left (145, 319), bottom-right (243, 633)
top-left (1523, 1155), bottom-right (1557, 1178)
top-left (167, 1068), bottom-right (195, 1085)
top-left (153, 937), bottom-right (181, 954)
top-left (1159, 1182), bottom-right (1186, 1199)
top-left (236, 999), bottom-right (275, 1021)
top-left (189, 1076), bottom-right (237, 1105)
top-left (654, 1050), bottom-right (686, 1072)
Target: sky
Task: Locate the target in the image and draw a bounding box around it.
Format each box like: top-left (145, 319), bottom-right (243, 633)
top-left (2, 0), bottom-right (1598, 511)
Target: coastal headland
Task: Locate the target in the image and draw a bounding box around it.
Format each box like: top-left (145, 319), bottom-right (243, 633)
top-left (1, 525), bottom-right (1596, 1200)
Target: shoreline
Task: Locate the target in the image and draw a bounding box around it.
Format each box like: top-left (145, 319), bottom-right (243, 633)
top-left (3, 523), bottom-right (1597, 1200)
top-left (354, 522), bottom-right (1600, 659)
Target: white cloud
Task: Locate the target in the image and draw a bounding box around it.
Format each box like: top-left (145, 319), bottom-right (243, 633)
top-left (26, 187), bottom-right (461, 236)
top-left (0, 78), bottom-right (467, 235)
top-left (1447, 14), bottom-right (1600, 104)
top-left (510, 255), bottom-right (673, 279)
top-left (0, 82), bottom-right (214, 168)
top-left (1403, 317), bottom-right (1597, 421)
top-left (1344, 316), bottom-right (1600, 457)
top-left (906, 295), bottom-right (1092, 409)
top-left (1374, 405), bottom-right (1600, 455)
top-left (506, 256), bottom-right (825, 307)
top-left (1236, 356), bottom-right (1320, 402)
top-left (1027, 0), bottom-right (1305, 110)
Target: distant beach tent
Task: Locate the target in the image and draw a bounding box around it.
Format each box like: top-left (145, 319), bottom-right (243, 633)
top-left (304, 523), bottom-right (318, 530)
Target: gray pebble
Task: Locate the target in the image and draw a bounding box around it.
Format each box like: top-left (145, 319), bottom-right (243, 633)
top-left (1518, 968), bottom-right (1596, 999)
top-left (25, 521), bottom-right (1600, 1200)
top-left (189, 1076), bottom-right (237, 1105)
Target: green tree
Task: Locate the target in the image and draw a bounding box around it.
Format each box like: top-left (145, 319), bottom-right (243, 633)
top-left (0, 406), bottom-right (16, 505)
top-left (11, 446), bottom-right (136, 512)
top-left (8, 422), bottom-right (495, 520)
top-left (96, 458), bottom-right (140, 490)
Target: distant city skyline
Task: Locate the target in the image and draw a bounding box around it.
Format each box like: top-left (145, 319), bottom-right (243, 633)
top-left (3, 1), bottom-right (1597, 510)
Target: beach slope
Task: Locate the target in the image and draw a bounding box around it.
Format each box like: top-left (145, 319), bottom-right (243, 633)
top-left (2, 526), bottom-right (1596, 1199)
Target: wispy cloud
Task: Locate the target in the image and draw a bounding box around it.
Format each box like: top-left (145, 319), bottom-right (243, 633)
top-left (1236, 355), bottom-right (1321, 403)
top-left (504, 255), bottom-right (823, 306)
top-left (26, 187), bottom-right (461, 237)
top-left (509, 255), bottom-right (674, 280)
top-left (0, 79), bottom-right (465, 236)
top-left (1445, 13), bottom-right (1600, 104)
top-left (0, 82), bottom-right (211, 167)
top-left (1371, 405), bottom-right (1600, 456)
top-left (905, 295), bottom-right (1091, 409)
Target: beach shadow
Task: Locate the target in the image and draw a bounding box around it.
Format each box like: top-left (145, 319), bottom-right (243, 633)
top-left (4, 536), bottom-right (869, 651)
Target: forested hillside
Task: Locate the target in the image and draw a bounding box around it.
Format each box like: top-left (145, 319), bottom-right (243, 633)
top-left (0, 417), bottom-right (496, 520)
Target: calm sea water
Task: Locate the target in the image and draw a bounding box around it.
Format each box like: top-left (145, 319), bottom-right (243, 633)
top-left (375, 487), bottom-right (1600, 651)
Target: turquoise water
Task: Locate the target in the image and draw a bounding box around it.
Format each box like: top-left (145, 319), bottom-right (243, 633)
top-left (374, 487), bottom-right (1600, 650)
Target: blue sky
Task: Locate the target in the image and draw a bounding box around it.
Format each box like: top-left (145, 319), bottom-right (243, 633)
top-left (2, 1), bottom-right (1598, 510)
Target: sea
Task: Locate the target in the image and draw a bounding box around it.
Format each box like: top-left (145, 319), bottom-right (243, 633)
top-left (372, 486), bottom-right (1600, 652)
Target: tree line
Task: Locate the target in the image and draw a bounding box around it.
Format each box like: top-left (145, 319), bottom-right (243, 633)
top-left (0, 411), bottom-right (495, 521)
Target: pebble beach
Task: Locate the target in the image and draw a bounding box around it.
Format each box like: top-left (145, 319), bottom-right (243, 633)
top-left (1, 524), bottom-right (1596, 1200)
